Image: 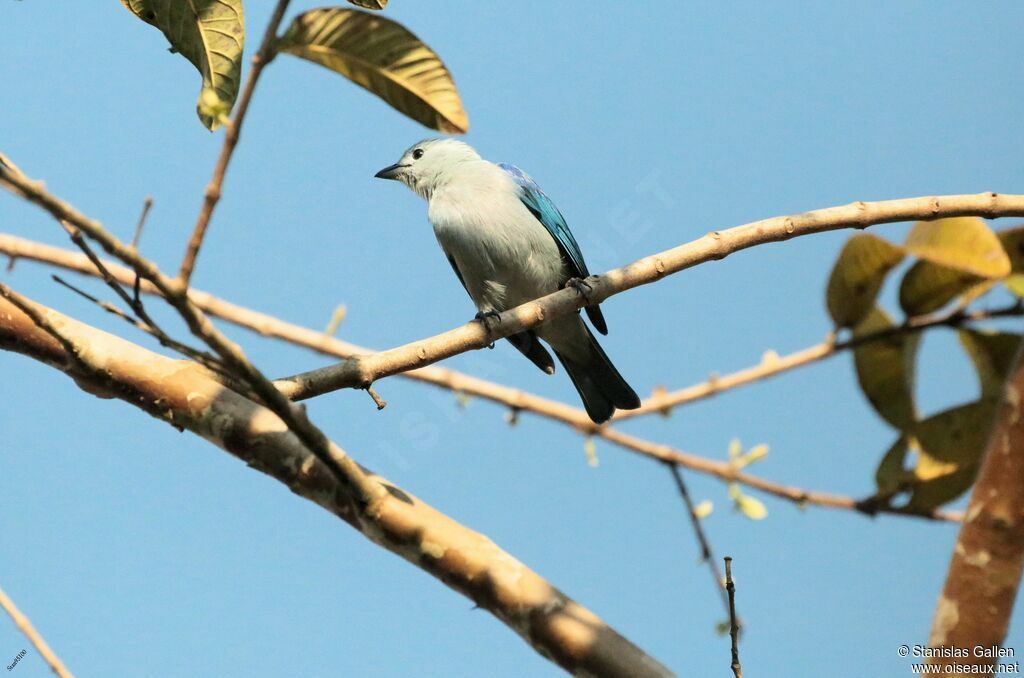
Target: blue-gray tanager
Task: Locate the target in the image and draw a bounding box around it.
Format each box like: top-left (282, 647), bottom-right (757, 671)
top-left (375, 139), bottom-right (640, 423)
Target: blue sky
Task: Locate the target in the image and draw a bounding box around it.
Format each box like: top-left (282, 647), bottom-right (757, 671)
top-left (2, 2), bottom-right (1023, 676)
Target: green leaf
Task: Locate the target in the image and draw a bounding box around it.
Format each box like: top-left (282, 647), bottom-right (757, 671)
top-left (906, 401), bottom-right (993, 509)
top-left (898, 260), bottom-right (985, 316)
top-left (898, 217), bottom-right (1011, 315)
top-left (852, 306), bottom-right (919, 430)
top-left (958, 329), bottom-right (1022, 397)
top-left (121, 0), bottom-right (245, 131)
top-left (826, 233), bottom-right (904, 327)
top-left (348, 0), bottom-right (388, 8)
top-left (874, 435), bottom-right (911, 494)
top-left (276, 8), bottom-right (469, 133)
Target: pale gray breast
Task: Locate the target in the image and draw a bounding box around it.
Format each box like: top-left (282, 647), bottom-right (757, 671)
top-left (430, 179), bottom-right (565, 312)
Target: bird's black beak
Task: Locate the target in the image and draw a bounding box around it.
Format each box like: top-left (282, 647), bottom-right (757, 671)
top-left (374, 163), bottom-right (405, 180)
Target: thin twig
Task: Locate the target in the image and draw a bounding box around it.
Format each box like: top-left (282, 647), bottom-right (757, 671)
top-left (0, 282), bottom-right (92, 375)
top-left (54, 223), bottom-right (229, 375)
top-left (667, 463), bottom-right (729, 614)
top-left (365, 386), bottom-right (387, 410)
top-left (130, 196), bottom-right (153, 249)
top-left (177, 0), bottom-right (293, 285)
top-left (724, 557), bottom-right (742, 678)
top-left (51, 275), bottom-right (230, 378)
top-left (0, 585), bottom-right (75, 678)
top-left (0, 234), bottom-right (968, 522)
top-left (618, 303), bottom-right (1024, 420)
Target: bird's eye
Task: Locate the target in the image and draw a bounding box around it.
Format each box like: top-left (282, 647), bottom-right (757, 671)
top-left (412, 148), bottom-right (424, 160)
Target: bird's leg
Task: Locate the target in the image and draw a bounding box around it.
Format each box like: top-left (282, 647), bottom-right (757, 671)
top-left (474, 310), bottom-right (501, 348)
top-left (564, 276), bottom-right (593, 302)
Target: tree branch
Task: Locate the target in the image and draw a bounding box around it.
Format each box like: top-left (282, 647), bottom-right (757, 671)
top-left (270, 192), bottom-right (1024, 401)
top-left (617, 304), bottom-right (1024, 421)
top-left (927, 346), bottom-right (1024, 672)
top-left (0, 584), bottom-right (75, 678)
top-left (0, 234), bottom-right (964, 522)
top-left (0, 291), bottom-right (673, 677)
top-left (177, 0), bottom-right (292, 285)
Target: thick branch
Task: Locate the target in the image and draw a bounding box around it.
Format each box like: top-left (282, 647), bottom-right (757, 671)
top-left (0, 292), bottom-right (672, 677)
top-left (927, 347), bottom-right (1024, 672)
top-left (0, 234), bottom-right (963, 522)
top-left (273, 192), bottom-right (1024, 400)
top-left (177, 0), bottom-right (292, 285)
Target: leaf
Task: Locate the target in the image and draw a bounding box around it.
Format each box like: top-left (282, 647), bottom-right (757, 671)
top-left (852, 306), bottom-right (919, 430)
top-left (121, 0), bottom-right (245, 131)
top-left (958, 329), bottom-right (1022, 397)
top-left (584, 437), bottom-right (598, 467)
top-left (899, 217), bottom-right (1011, 315)
top-left (736, 494), bottom-right (767, 520)
top-left (906, 401), bottom-right (993, 509)
top-left (692, 500), bottom-right (713, 519)
top-left (998, 226), bottom-right (1024, 297)
top-left (903, 217), bottom-right (1011, 278)
top-left (348, 0), bottom-right (388, 8)
top-left (276, 8), bottom-right (468, 133)
top-left (826, 233), bottom-right (904, 327)
top-left (898, 260), bottom-right (985, 316)
top-left (874, 435), bottom-right (911, 494)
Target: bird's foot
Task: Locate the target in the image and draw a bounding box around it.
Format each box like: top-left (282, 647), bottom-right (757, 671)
top-left (474, 310), bottom-right (502, 335)
top-left (564, 277), bottom-right (593, 301)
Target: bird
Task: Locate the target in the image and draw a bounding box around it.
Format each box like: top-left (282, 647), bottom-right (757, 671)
top-left (374, 139), bottom-right (640, 423)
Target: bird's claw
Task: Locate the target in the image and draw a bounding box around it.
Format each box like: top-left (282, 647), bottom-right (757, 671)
top-left (564, 277), bottom-right (593, 301)
top-left (474, 310), bottom-right (502, 334)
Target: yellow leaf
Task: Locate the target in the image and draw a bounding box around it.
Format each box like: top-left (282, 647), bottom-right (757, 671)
top-left (276, 8), bottom-right (468, 133)
top-left (904, 217), bottom-right (1010, 278)
top-left (736, 494), bottom-right (767, 520)
top-left (958, 329), bottom-right (1022, 398)
top-left (584, 437), bottom-right (598, 467)
top-left (728, 439), bottom-right (742, 460)
top-left (1006, 274), bottom-right (1024, 298)
top-left (852, 306), bottom-right (919, 430)
top-left (348, 0), bottom-right (388, 9)
top-left (745, 444), bottom-right (769, 463)
top-left (826, 233), bottom-right (904, 327)
top-left (693, 500), bottom-right (713, 519)
top-left (121, 0), bottom-right (245, 131)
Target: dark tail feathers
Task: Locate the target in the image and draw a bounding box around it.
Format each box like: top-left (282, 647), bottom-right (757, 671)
top-left (555, 325), bottom-right (640, 424)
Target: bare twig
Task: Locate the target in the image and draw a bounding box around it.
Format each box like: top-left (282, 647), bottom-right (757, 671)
top-left (724, 557), bottom-right (742, 678)
top-left (51, 275), bottom-right (229, 378)
top-left (130, 196), bottom-right (152, 248)
top-left (667, 464), bottom-right (729, 615)
top-left (618, 303), bottom-right (1024, 420)
top-left (365, 386), bottom-right (387, 410)
top-left (0, 292), bottom-right (673, 678)
top-left (0, 234), bottom-right (966, 522)
top-left (0, 585), bottom-right (74, 678)
top-left (177, 0), bottom-right (293, 285)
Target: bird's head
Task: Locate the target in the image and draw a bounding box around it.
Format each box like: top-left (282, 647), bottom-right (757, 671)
top-left (374, 138), bottom-right (481, 199)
